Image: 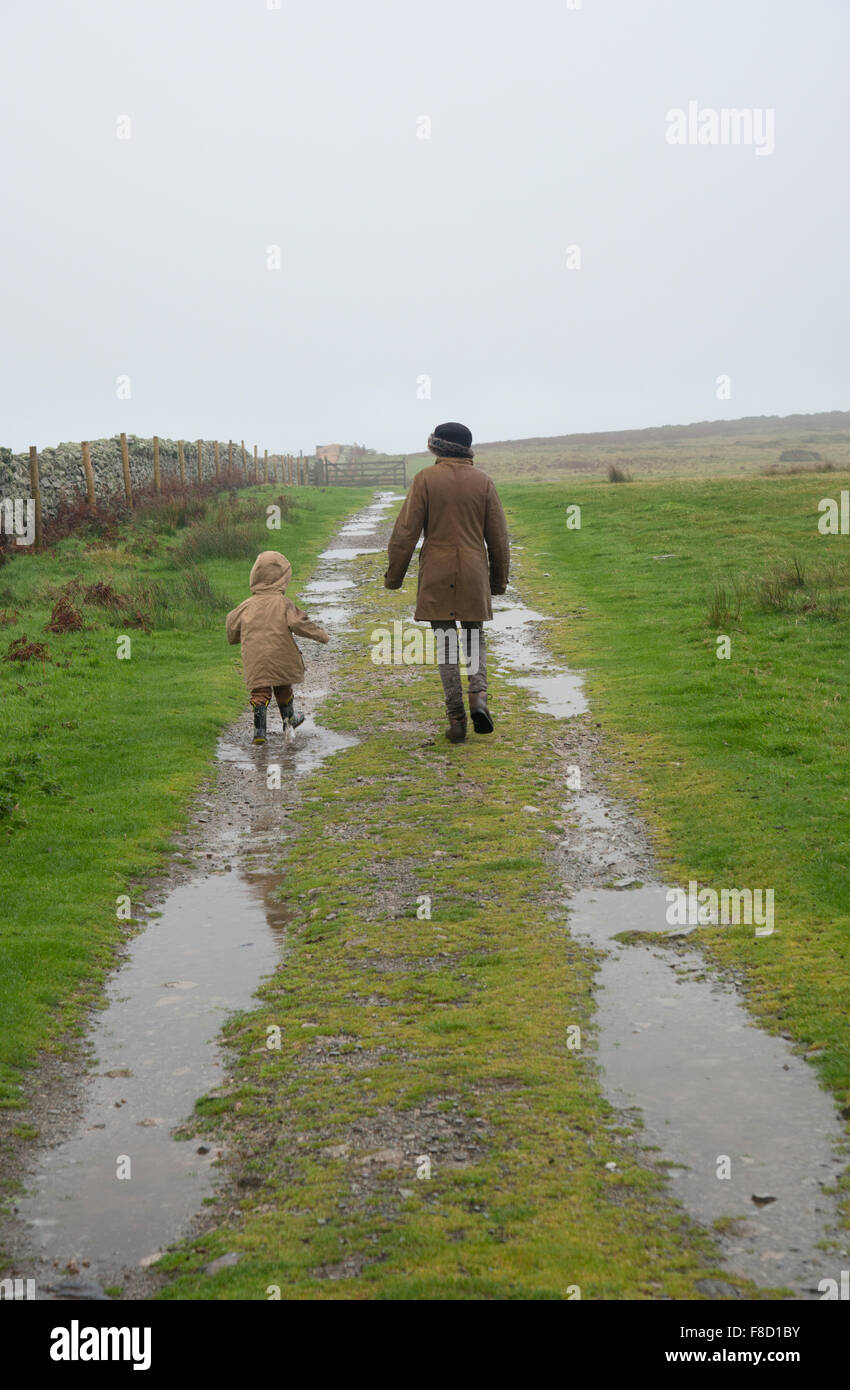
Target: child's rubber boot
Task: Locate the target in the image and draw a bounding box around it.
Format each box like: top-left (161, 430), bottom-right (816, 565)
top-left (252, 701), bottom-right (269, 745)
top-left (279, 699), bottom-right (305, 731)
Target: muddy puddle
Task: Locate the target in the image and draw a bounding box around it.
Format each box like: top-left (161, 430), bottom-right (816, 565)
top-left (13, 876), bottom-right (283, 1285)
top-left (489, 589), bottom-right (586, 714)
top-left (300, 577), bottom-right (357, 630)
top-left (488, 578), bottom-right (849, 1297)
top-left (217, 709), bottom-right (356, 779)
top-left (4, 495), bottom-right (383, 1297)
top-left (318, 547), bottom-right (381, 561)
top-left (570, 886), bottom-right (847, 1296)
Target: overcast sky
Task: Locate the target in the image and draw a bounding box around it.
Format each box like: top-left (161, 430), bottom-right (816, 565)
top-left (1, 0), bottom-right (848, 455)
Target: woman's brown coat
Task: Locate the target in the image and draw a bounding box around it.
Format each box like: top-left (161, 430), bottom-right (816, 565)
top-left (225, 551), bottom-right (329, 689)
top-left (384, 459), bottom-right (510, 621)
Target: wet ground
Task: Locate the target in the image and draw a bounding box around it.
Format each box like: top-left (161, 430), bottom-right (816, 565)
top-left (487, 578), bottom-right (849, 1298)
top-left (570, 887), bottom-right (847, 1295)
top-left (12, 876), bottom-right (283, 1283)
top-left (3, 492), bottom-right (847, 1300)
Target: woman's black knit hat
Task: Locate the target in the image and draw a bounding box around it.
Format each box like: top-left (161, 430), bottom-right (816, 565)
top-left (433, 422), bottom-right (472, 448)
top-left (428, 421), bottom-right (474, 459)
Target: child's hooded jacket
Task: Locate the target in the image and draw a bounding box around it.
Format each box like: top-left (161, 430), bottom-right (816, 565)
top-left (225, 550), bottom-right (329, 689)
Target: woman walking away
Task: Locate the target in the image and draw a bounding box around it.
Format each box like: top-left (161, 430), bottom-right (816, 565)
top-left (384, 422), bottom-right (510, 743)
top-left (226, 550), bottom-right (329, 745)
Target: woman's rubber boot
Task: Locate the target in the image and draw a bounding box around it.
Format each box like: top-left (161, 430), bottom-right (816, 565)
top-left (252, 701), bottom-right (268, 745)
top-left (279, 699), bottom-right (305, 730)
top-left (445, 712), bottom-right (467, 743)
top-left (468, 693), bottom-right (494, 734)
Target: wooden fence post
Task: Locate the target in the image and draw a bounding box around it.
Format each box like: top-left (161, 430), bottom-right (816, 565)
top-left (81, 441), bottom-right (97, 510)
top-left (120, 432), bottom-right (133, 507)
top-left (241, 439), bottom-right (247, 481)
top-left (28, 445), bottom-right (43, 550)
top-left (214, 440), bottom-right (220, 477)
top-left (263, 448), bottom-right (269, 483)
top-left (178, 440), bottom-right (185, 485)
top-left (253, 444), bottom-right (258, 483)
top-left (152, 435), bottom-right (161, 493)
top-left (228, 440), bottom-right (233, 474)
top-left (197, 440), bottom-right (203, 484)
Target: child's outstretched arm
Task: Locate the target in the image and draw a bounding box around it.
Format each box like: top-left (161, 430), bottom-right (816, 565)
top-left (225, 605), bottom-right (243, 644)
top-left (288, 607), bottom-right (330, 644)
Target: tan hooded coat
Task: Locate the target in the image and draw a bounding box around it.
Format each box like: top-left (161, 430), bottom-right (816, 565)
top-left (225, 551), bottom-right (329, 689)
top-left (384, 458), bottom-right (510, 621)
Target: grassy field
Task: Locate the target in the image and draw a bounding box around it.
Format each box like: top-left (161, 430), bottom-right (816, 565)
top-left (403, 411), bottom-right (850, 483)
top-left (501, 473), bottom-right (850, 1124)
top-left (0, 484), bottom-right (370, 1107)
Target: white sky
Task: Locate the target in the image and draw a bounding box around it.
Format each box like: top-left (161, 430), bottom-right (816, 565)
top-left (1, 0), bottom-right (848, 454)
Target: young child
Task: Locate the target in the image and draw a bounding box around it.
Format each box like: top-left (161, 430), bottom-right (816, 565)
top-left (226, 550), bottom-right (329, 744)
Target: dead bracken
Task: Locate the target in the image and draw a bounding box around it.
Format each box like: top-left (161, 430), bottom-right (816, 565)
top-left (3, 633), bottom-right (51, 663)
top-left (44, 596), bottom-right (84, 633)
top-left (82, 580), bottom-right (130, 609)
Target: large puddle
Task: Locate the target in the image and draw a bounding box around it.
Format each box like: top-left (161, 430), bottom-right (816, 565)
top-left (487, 578), bottom-right (849, 1297)
top-left (15, 876), bottom-right (284, 1282)
top-left (570, 887), bottom-right (847, 1296)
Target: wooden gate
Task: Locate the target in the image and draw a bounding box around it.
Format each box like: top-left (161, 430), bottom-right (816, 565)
top-left (321, 456), bottom-right (407, 487)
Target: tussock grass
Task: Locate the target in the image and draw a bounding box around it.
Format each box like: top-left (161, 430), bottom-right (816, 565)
top-left (761, 459), bottom-right (835, 476)
top-left (177, 495), bottom-right (297, 563)
top-left (709, 554), bottom-right (850, 623)
top-left (706, 581), bottom-right (743, 628)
